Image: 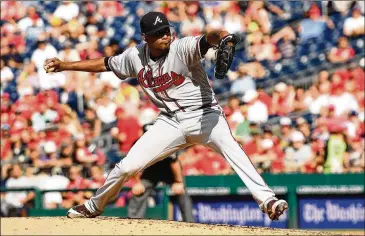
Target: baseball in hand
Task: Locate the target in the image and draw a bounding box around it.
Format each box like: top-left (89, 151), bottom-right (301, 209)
top-left (44, 58), bottom-right (62, 73)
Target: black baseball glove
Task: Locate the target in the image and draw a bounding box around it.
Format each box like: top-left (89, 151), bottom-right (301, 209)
top-left (214, 34), bottom-right (240, 80)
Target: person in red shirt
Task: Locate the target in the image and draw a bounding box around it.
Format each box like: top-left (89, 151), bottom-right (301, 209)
top-left (110, 107), bottom-right (143, 156)
top-left (1, 124), bottom-right (12, 161)
top-left (12, 88), bottom-right (38, 120)
top-left (62, 165), bottom-right (90, 209)
top-left (328, 37), bottom-right (355, 63)
top-left (1, 93), bottom-right (12, 114)
top-left (88, 165), bottom-right (106, 189)
top-left (194, 148), bottom-right (232, 175)
top-left (243, 127), bottom-right (263, 156)
top-left (271, 82), bottom-right (295, 116)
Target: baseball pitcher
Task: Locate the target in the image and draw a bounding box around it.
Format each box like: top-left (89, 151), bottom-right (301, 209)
top-left (44, 12), bottom-right (288, 221)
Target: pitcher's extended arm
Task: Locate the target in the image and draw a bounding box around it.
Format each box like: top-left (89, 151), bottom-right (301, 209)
top-left (44, 57), bottom-right (110, 73)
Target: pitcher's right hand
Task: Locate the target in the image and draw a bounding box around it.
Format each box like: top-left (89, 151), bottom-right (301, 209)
top-left (44, 57), bottom-right (64, 73)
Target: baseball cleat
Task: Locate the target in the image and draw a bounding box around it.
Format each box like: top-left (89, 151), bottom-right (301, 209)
top-left (265, 199), bottom-right (288, 221)
top-left (67, 204), bottom-right (97, 218)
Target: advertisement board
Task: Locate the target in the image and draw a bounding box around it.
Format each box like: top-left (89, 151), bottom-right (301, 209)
top-left (173, 201), bottom-right (288, 228)
top-left (298, 198), bottom-right (365, 229)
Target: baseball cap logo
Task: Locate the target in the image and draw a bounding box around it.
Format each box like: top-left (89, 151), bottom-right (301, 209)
top-left (153, 16), bottom-right (162, 25)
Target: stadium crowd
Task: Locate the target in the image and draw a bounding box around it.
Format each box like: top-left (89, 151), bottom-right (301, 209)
top-left (1, 1), bottom-right (364, 215)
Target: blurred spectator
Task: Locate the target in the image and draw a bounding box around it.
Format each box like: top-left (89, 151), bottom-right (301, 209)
top-left (271, 82), bottom-right (295, 116)
top-left (98, 1), bottom-right (124, 19)
top-left (223, 4), bottom-right (245, 34)
top-left (18, 5), bottom-right (44, 32)
top-left (1, 1), bottom-right (26, 21)
top-left (62, 165), bottom-right (90, 208)
top-left (88, 165), bottom-right (106, 189)
top-left (238, 61), bottom-right (266, 79)
top-left (245, 1), bottom-right (272, 34)
top-left (293, 88), bottom-right (308, 112)
top-left (312, 116), bottom-right (330, 142)
top-left (233, 106), bottom-right (250, 144)
top-left (179, 146), bottom-right (204, 176)
top-left (296, 117), bottom-right (311, 143)
top-left (37, 168), bottom-right (70, 209)
top-left (31, 103), bottom-right (59, 132)
top-left (344, 110), bottom-right (363, 139)
top-left (328, 78), bottom-right (359, 117)
top-left (322, 125), bottom-right (349, 173)
top-left (242, 128), bottom-right (262, 156)
top-left (328, 37), bottom-right (355, 63)
top-left (59, 107), bottom-right (83, 138)
top-left (58, 142), bottom-right (74, 168)
top-left (1, 59), bottom-right (14, 89)
top-left (59, 81), bottom-right (85, 117)
top-left (194, 149), bottom-right (232, 175)
top-left (136, 1), bottom-right (159, 17)
top-left (248, 32), bottom-right (281, 61)
top-left (284, 131), bottom-right (314, 173)
top-left (307, 83), bottom-right (329, 115)
top-left (160, 2), bottom-right (186, 23)
top-left (83, 108), bottom-right (102, 138)
top-left (53, 1), bottom-right (80, 22)
top-left (180, 2), bottom-right (205, 36)
top-left (326, 1), bottom-right (359, 16)
top-left (114, 81), bottom-right (141, 115)
top-left (345, 136), bottom-right (365, 173)
top-left (277, 117), bottom-right (293, 149)
top-left (39, 141), bottom-right (60, 170)
top-left (230, 64), bottom-right (256, 95)
top-left (31, 39), bottom-right (58, 73)
top-left (4, 164), bottom-right (35, 216)
top-left (205, 8), bottom-right (224, 32)
top-left (298, 3), bottom-right (334, 41)
top-left (250, 139), bottom-right (276, 173)
top-left (273, 34), bottom-right (296, 59)
top-left (138, 99), bottom-right (159, 126)
top-left (73, 134), bottom-right (105, 167)
top-left (110, 107), bottom-right (142, 165)
top-left (242, 89), bottom-right (268, 124)
top-left (224, 95), bottom-right (245, 130)
top-left (17, 62), bottom-right (39, 90)
top-left (343, 8), bottom-right (365, 37)
top-left (95, 95), bottom-right (117, 126)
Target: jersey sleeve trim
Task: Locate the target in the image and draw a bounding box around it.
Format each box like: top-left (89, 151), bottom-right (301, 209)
top-left (108, 56), bottom-right (126, 80)
top-left (196, 35), bottom-right (204, 60)
top-left (104, 57), bottom-right (111, 71)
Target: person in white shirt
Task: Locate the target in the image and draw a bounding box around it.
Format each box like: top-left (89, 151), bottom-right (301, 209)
top-left (32, 39), bottom-right (66, 90)
top-left (284, 131), bottom-right (314, 173)
top-left (0, 59), bottom-right (14, 89)
top-left (31, 39), bottom-right (58, 72)
top-left (17, 5), bottom-right (44, 32)
top-left (223, 8), bottom-right (245, 34)
top-left (180, 4), bottom-right (205, 37)
top-left (4, 164), bottom-right (36, 216)
top-left (53, 1), bottom-right (79, 22)
top-left (96, 95), bottom-right (117, 125)
top-left (308, 83), bottom-right (330, 115)
top-left (343, 8), bottom-right (364, 37)
top-left (242, 89), bottom-right (268, 123)
top-left (329, 86), bottom-right (359, 117)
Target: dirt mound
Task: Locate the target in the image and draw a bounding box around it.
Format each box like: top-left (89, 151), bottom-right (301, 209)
top-left (0, 217), bottom-right (347, 235)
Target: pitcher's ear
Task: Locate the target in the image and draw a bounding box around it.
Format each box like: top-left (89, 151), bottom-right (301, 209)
top-left (142, 34), bottom-right (146, 41)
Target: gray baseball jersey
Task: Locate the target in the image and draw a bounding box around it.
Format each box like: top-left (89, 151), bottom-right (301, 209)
top-left (107, 36), bottom-right (219, 114)
top-left (84, 36), bottom-right (278, 216)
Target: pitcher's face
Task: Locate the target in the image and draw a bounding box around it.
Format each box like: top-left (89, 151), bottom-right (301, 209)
top-left (145, 28), bottom-right (172, 52)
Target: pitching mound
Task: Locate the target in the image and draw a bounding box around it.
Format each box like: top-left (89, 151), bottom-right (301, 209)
top-left (0, 217), bottom-right (348, 235)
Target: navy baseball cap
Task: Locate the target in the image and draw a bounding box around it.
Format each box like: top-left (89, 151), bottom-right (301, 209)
top-left (140, 12), bottom-right (174, 35)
